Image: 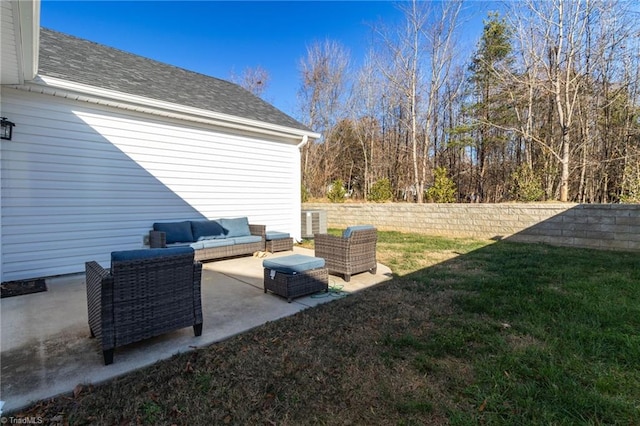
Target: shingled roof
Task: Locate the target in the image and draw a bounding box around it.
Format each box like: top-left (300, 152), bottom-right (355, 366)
top-left (37, 28), bottom-right (311, 132)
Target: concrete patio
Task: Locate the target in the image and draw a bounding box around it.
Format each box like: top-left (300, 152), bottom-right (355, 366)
top-left (0, 247), bottom-right (392, 414)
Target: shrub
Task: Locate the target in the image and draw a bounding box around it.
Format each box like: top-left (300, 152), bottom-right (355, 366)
top-left (425, 167), bottom-right (457, 203)
top-left (510, 164), bottom-right (544, 201)
top-left (327, 179), bottom-right (347, 203)
top-left (368, 178), bottom-right (393, 202)
top-left (620, 162), bottom-right (640, 203)
top-left (301, 185), bottom-right (310, 203)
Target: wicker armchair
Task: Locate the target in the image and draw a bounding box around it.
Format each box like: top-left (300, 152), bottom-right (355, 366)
top-left (314, 225), bottom-right (378, 282)
top-left (85, 247), bottom-right (203, 365)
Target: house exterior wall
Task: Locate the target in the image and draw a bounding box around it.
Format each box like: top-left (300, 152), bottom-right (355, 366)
top-left (1, 87), bottom-right (302, 282)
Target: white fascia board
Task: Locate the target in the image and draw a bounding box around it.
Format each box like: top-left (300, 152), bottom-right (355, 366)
top-left (15, 0), bottom-right (40, 81)
top-left (23, 75), bottom-right (321, 142)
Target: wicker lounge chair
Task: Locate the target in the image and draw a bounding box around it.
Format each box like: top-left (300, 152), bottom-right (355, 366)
top-left (314, 225), bottom-right (378, 282)
top-left (85, 247), bottom-right (203, 365)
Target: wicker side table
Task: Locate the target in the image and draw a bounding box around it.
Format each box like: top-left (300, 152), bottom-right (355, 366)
top-left (263, 254), bottom-right (328, 302)
top-left (266, 237), bottom-right (293, 253)
top-left (265, 231), bottom-right (294, 253)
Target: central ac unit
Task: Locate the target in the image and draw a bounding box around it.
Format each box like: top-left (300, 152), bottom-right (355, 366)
top-left (301, 210), bottom-right (327, 238)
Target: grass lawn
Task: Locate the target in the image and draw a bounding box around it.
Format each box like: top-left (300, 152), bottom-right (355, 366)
top-left (12, 231), bottom-right (640, 424)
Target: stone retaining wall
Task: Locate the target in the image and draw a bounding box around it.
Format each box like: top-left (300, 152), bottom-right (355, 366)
top-left (302, 203), bottom-right (640, 252)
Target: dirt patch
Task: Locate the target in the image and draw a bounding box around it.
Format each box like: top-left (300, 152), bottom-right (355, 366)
top-left (505, 333), bottom-right (546, 352)
top-left (1, 279), bottom-right (47, 298)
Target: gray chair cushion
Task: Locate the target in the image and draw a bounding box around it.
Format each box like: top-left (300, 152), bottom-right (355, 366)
top-left (343, 225), bottom-right (375, 238)
top-left (263, 254), bottom-right (325, 274)
top-left (219, 217), bottom-right (251, 237)
top-left (230, 235), bottom-right (263, 245)
top-left (200, 239), bottom-right (235, 249)
top-left (266, 231), bottom-right (291, 240)
top-left (111, 247), bottom-right (194, 262)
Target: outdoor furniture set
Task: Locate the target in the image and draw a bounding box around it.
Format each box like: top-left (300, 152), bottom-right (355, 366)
top-left (149, 217), bottom-right (266, 261)
top-left (262, 225), bottom-right (378, 302)
top-left (148, 218), bottom-right (295, 258)
top-left (85, 217), bottom-right (376, 364)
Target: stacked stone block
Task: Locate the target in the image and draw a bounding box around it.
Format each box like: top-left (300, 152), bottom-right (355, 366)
top-left (303, 203), bottom-right (640, 252)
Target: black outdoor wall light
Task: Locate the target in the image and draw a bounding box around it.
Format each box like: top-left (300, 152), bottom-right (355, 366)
top-left (1, 117), bottom-right (16, 140)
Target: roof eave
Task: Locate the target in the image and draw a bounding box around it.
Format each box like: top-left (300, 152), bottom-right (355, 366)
top-left (18, 0), bottom-right (40, 81)
top-left (18, 75), bottom-right (320, 143)
top-left (0, 0), bottom-right (40, 84)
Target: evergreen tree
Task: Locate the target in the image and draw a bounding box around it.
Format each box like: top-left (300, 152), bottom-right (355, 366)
top-left (425, 167), bottom-right (457, 203)
top-left (468, 12), bottom-right (514, 202)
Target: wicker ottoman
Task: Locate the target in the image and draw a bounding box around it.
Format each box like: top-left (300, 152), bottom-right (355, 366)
top-left (265, 231), bottom-right (294, 253)
top-left (263, 254), bottom-right (328, 302)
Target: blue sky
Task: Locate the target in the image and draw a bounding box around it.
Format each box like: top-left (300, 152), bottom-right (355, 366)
top-left (41, 1), bottom-right (492, 119)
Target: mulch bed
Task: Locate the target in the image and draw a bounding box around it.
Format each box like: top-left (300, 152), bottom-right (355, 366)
top-left (1, 278), bottom-right (47, 298)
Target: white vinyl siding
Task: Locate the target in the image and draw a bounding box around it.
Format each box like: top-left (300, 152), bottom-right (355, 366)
top-left (1, 88), bottom-right (302, 281)
top-left (0, 2), bottom-right (21, 85)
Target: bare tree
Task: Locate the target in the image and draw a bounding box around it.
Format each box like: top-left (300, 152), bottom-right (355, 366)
top-left (346, 49), bottom-right (387, 198)
top-left (374, 0), bottom-right (462, 202)
top-left (507, 0), bottom-right (592, 201)
top-left (421, 0), bottom-right (463, 200)
top-left (374, 0), bottom-right (428, 202)
top-left (498, 0), bottom-right (640, 202)
top-left (619, 5), bottom-right (640, 202)
top-left (297, 39), bottom-right (350, 197)
top-left (230, 65), bottom-right (270, 98)
top-left (295, 0), bottom-right (639, 204)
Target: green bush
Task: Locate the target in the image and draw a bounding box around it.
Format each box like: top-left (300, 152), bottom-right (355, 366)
top-left (368, 178), bottom-right (393, 202)
top-left (620, 162), bottom-right (640, 203)
top-left (301, 185), bottom-right (310, 203)
top-left (510, 164), bottom-right (544, 201)
top-left (425, 167), bottom-right (457, 203)
top-left (327, 179), bottom-right (347, 203)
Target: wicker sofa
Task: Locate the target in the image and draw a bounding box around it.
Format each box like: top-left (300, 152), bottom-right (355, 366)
top-left (314, 225), bottom-right (378, 282)
top-left (85, 247), bottom-right (203, 365)
top-left (149, 217), bottom-right (265, 262)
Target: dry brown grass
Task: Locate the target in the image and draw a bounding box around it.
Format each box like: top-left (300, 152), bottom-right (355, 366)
top-left (12, 234), bottom-right (486, 425)
top-left (14, 232), bottom-right (638, 424)
top-left (14, 282), bottom-right (476, 425)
